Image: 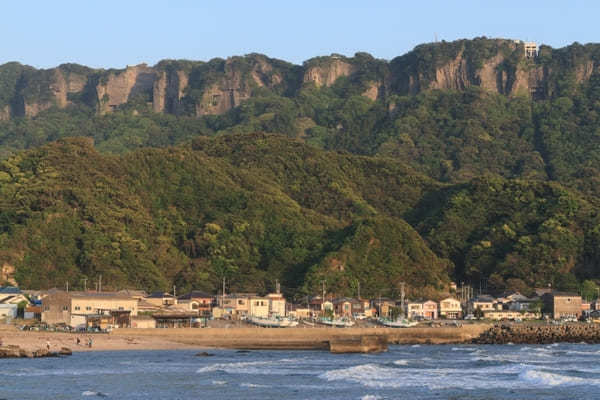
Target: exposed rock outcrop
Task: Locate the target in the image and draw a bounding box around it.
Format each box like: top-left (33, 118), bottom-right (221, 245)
top-left (153, 69), bottom-right (188, 114)
top-left (428, 52), bottom-right (470, 91)
top-left (303, 58), bottom-right (355, 87)
top-left (0, 345), bottom-right (72, 358)
top-left (195, 56), bottom-right (285, 116)
top-left (1, 39), bottom-right (598, 120)
top-left (96, 64), bottom-right (156, 114)
top-left (0, 106), bottom-right (9, 121)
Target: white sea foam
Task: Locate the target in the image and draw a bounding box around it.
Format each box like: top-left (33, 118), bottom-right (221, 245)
top-left (82, 391), bottom-right (107, 397)
top-left (320, 362), bottom-right (575, 390)
top-left (451, 346), bottom-right (477, 352)
top-left (393, 359), bottom-right (408, 366)
top-left (212, 380), bottom-right (227, 386)
top-left (518, 369), bottom-right (600, 386)
top-left (361, 395), bottom-right (381, 400)
top-left (197, 359), bottom-right (299, 375)
top-left (410, 344), bottom-right (420, 348)
top-left (240, 383), bottom-right (269, 388)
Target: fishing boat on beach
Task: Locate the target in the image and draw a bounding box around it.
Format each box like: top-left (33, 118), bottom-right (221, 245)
top-left (315, 317), bottom-right (355, 327)
top-left (377, 317), bottom-right (418, 328)
top-left (248, 315), bottom-right (299, 328)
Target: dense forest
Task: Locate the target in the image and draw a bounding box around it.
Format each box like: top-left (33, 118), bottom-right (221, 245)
top-left (1, 37), bottom-right (600, 299)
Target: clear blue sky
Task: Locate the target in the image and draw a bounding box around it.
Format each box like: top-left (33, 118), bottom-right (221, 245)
top-left (2, 1), bottom-right (597, 69)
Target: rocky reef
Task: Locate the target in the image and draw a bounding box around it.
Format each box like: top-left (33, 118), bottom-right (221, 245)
top-left (0, 345), bottom-right (72, 358)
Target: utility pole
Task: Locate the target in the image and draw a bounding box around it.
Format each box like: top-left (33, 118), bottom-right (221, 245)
top-left (357, 281), bottom-right (361, 300)
top-left (321, 281), bottom-right (326, 311)
top-left (276, 279), bottom-right (280, 294)
top-left (82, 278), bottom-right (87, 292)
top-left (173, 285), bottom-right (176, 297)
top-left (98, 275), bottom-right (102, 293)
top-left (400, 282), bottom-right (405, 316)
top-left (222, 277), bottom-right (226, 308)
top-left (66, 281), bottom-right (69, 293)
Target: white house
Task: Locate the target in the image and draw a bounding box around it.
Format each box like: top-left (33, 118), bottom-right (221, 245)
top-left (0, 303), bottom-right (18, 319)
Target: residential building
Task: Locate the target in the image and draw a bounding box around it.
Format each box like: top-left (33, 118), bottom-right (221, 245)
top-left (152, 310), bottom-right (199, 328)
top-left (219, 293), bottom-right (252, 317)
top-left (144, 292), bottom-right (177, 307)
top-left (131, 315), bottom-right (156, 328)
top-left (469, 295), bottom-right (496, 313)
top-left (357, 299), bottom-right (374, 317)
top-left (24, 305), bottom-right (42, 320)
top-left (42, 291), bottom-right (138, 328)
top-left (542, 292), bottom-right (582, 319)
top-left (249, 297), bottom-right (269, 318)
top-left (0, 303), bottom-right (17, 319)
top-left (117, 289), bottom-right (147, 301)
top-left (439, 297), bottom-right (462, 319)
top-left (582, 301), bottom-right (591, 314)
top-left (422, 300), bottom-right (438, 320)
top-left (287, 304), bottom-right (311, 319)
top-left (333, 298), bottom-right (361, 317)
top-left (137, 299), bottom-right (163, 314)
top-left (405, 301), bottom-right (423, 319)
top-left (0, 286), bottom-right (29, 305)
top-left (265, 292), bottom-right (286, 316)
top-left (483, 310), bottom-right (540, 320)
top-left (372, 298), bottom-right (396, 317)
top-left (308, 296), bottom-right (334, 316)
top-left (178, 291), bottom-right (214, 317)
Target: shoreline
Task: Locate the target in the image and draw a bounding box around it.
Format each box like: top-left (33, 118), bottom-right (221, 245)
top-left (0, 324), bottom-right (490, 353)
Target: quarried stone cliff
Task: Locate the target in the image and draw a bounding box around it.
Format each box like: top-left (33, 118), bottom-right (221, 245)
top-left (303, 58), bottom-right (355, 87)
top-left (96, 64), bottom-right (156, 114)
top-left (153, 69), bottom-right (188, 114)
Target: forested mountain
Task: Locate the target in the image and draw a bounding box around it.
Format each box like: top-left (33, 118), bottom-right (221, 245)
top-left (2, 37), bottom-right (600, 297)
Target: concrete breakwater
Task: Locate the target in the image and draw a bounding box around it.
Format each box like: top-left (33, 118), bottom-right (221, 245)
top-left (113, 325), bottom-right (490, 352)
top-left (473, 324), bottom-right (600, 344)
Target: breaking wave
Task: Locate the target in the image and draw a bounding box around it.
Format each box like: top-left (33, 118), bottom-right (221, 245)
top-left (197, 359), bottom-right (299, 375)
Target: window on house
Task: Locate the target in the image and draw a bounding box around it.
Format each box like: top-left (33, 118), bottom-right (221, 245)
top-left (86, 306), bottom-right (92, 311)
top-left (118, 307), bottom-right (124, 311)
top-left (62, 306), bottom-right (68, 311)
top-left (238, 300), bottom-right (244, 305)
top-left (74, 306), bottom-right (80, 311)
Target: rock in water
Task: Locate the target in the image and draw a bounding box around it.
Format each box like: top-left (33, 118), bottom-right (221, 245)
top-left (59, 347), bottom-right (73, 356)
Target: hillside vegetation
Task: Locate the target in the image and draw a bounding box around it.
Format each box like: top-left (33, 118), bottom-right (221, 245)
top-left (1, 37), bottom-right (600, 297)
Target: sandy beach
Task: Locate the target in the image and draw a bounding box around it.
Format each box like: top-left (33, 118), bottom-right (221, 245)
top-left (0, 323), bottom-right (490, 353)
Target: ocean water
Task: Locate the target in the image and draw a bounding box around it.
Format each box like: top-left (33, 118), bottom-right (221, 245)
top-left (1, 344), bottom-right (600, 399)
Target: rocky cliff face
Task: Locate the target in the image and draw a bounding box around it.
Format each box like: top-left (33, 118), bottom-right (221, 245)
top-left (194, 56), bottom-right (287, 116)
top-left (153, 69), bottom-right (188, 114)
top-left (303, 58), bottom-right (355, 87)
top-left (96, 64), bottom-right (156, 114)
top-left (1, 39), bottom-right (598, 120)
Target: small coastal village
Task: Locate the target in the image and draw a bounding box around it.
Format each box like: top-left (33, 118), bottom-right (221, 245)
top-left (0, 282), bottom-right (596, 332)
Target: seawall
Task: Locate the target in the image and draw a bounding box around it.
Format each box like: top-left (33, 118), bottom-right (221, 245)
top-left (112, 325), bottom-right (490, 350)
